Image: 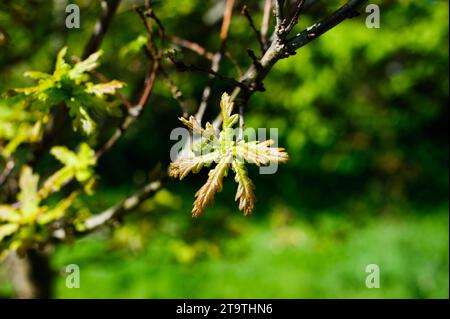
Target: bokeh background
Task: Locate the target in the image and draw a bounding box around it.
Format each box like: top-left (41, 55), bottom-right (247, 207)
top-left (0, 0), bottom-right (448, 298)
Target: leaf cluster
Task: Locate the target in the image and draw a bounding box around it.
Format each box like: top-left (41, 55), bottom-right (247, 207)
top-left (13, 47), bottom-right (125, 136)
top-left (170, 93), bottom-right (289, 217)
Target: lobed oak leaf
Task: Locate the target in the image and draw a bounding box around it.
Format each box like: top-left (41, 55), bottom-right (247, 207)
top-left (169, 151), bottom-right (220, 180)
top-left (169, 92), bottom-right (289, 217)
top-left (232, 160), bottom-right (255, 216)
top-left (235, 139), bottom-right (289, 166)
top-left (192, 154), bottom-right (231, 217)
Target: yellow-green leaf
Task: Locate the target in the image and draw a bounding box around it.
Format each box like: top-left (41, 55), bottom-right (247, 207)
top-left (18, 166), bottom-right (40, 220)
top-left (0, 223), bottom-right (19, 241)
top-left (69, 50), bottom-right (103, 80)
top-left (37, 192), bottom-right (78, 225)
top-left (85, 80), bottom-right (126, 98)
top-left (0, 206), bottom-right (21, 222)
top-left (220, 92), bottom-right (236, 128)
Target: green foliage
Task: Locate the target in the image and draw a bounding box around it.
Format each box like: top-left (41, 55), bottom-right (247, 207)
top-left (0, 142), bottom-right (96, 258)
top-left (0, 166), bottom-right (78, 259)
top-left (49, 206), bottom-right (448, 298)
top-left (0, 97), bottom-right (45, 158)
top-left (40, 143), bottom-right (97, 197)
top-left (235, 1), bottom-right (449, 208)
top-left (119, 34), bottom-right (148, 59)
top-left (12, 47), bottom-right (124, 136)
top-left (170, 93), bottom-right (289, 216)
top-left (0, 0), bottom-right (447, 299)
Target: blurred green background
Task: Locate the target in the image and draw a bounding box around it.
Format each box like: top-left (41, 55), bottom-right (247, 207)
top-left (0, 0), bottom-right (448, 298)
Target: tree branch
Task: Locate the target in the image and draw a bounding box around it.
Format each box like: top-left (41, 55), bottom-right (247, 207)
top-left (83, 0), bottom-right (121, 59)
top-left (286, 0), bottom-right (365, 52)
top-left (261, 0), bottom-right (272, 48)
top-left (169, 58), bottom-right (246, 90)
top-left (195, 0), bottom-right (235, 123)
top-left (0, 157), bottom-right (14, 186)
top-left (285, 0), bottom-right (306, 34)
top-left (161, 69), bottom-right (189, 118)
top-left (213, 0), bottom-right (368, 127)
top-left (170, 36), bottom-right (214, 60)
top-left (95, 5), bottom-right (164, 159)
top-left (241, 5), bottom-right (264, 53)
top-left (82, 177), bottom-right (165, 232)
top-left (274, 0), bottom-right (285, 30)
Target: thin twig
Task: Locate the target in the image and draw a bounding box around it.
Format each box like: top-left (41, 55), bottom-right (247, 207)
top-left (169, 58), bottom-right (246, 90)
top-left (83, 0), bottom-right (121, 59)
top-left (195, 53), bottom-right (221, 122)
top-left (213, 0), bottom-right (368, 127)
top-left (195, 0), bottom-right (235, 122)
top-left (224, 51), bottom-right (243, 79)
top-left (261, 0), bottom-right (272, 48)
top-left (96, 56), bottom-right (160, 159)
top-left (285, 0), bottom-right (306, 34)
top-left (49, 174), bottom-right (168, 240)
top-left (81, 177), bottom-right (166, 232)
top-left (220, 0), bottom-right (235, 42)
top-left (161, 69), bottom-right (189, 117)
top-left (274, 0), bottom-right (285, 31)
top-left (241, 5), bottom-right (264, 53)
top-left (138, 60), bottom-right (159, 107)
top-left (170, 36), bottom-right (214, 60)
top-left (0, 157), bottom-right (15, 186)
top-left (95, 5), bottom-right (164, 159)
top-left (246, 48), bottom-right (262, 70)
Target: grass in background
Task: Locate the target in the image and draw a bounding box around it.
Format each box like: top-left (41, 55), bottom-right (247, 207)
top-left (49, 206), bottom-right (448, 299)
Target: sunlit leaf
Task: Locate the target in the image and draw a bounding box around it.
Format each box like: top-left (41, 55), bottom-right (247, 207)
top-left (235, 140), bottom-right (289, 166)
top-left (0, 206), bottom-right (21, 223)
top-left (232, 160), bottom-right (255, 216)
top-left (7, 47), bottom-right (124, 138)
top-left (18, 166), bottom-right (40, 220)
top-left (40, 143), bottom-right (96, 198)
top-left (85, 80), bottom-right (126, 98)
top-left (220, 93), bottom-right (239, 129)
top-left (169, 151), bottom-right (220, 180)
top-left (69, 50), bottom-right (103, 80)
top-left (0, 223), bottom-right (18, 241)
top-left (192, 154), bottom-right (231, 217)
top-left (169, 92), bottom-right (289, 216)
top-left (37, 192), bottom-right (78, 225)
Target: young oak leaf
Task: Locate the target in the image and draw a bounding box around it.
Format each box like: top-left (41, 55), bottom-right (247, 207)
top-left (234, 139), bottom-right (289, 166)
top-left (220, 93), bottom-right (239, 129)
top-left (40, 143), bottom-right (96, 198)
top-left (231, 160), bottom-right (255, 216)
top-left (12, 47), bottom-right (124, 136)
top-left (68, 50), bottom-right (103, 81)
top-left (169, 92), bottom-right (289, 217)
top-left (18, 166), bottom-right (40, 221)
top-left (0, 166), bottom-right (78, 255)
top-left (85, 80), bottom-right (126, 98)
top-left (169, 150), bottom-right (220, 180)
top-left (192, 154), bottom-right (231, 217)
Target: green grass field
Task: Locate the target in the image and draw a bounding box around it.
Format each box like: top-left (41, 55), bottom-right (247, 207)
top-left (44, 206), bottom-right (448, 299)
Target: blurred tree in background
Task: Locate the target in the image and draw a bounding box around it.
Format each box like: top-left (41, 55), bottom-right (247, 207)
top-left (0, 0), bottom-right (448, 298)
